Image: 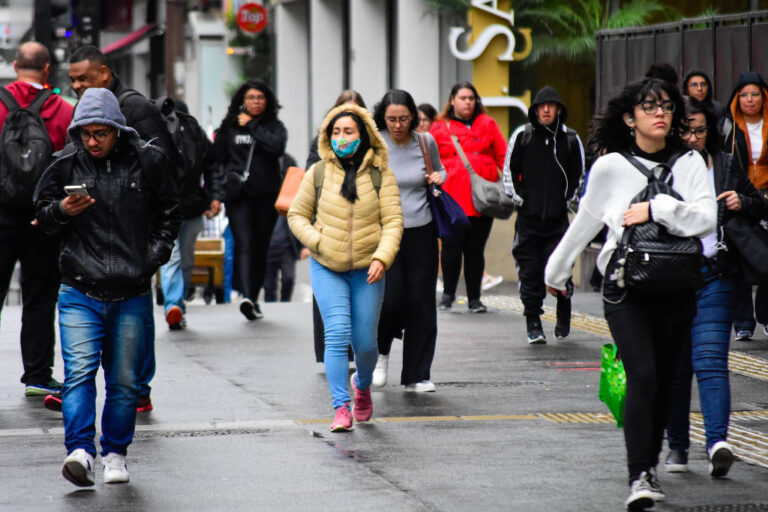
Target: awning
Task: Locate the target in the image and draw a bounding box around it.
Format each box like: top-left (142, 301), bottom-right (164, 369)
top-left (101, 24), bottom-right (158, 55)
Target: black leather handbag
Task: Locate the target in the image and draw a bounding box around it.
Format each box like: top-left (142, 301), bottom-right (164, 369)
top-left (614, 152), bottom-right (703, 291)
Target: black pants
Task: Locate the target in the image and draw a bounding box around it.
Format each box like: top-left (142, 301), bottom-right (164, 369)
top-left (0, 211), bottom-right (60, 385)
top-left (377, 223), bottom-right (439, 385)
top-left (226, 195), bottom-right (278, 302)
top-left (441, 215), bottom-right (493, 302)
top-left (732, 279), bottom-right (768, 333)
top-left (603, 288), bottom-right (696, 483)
top-left (263, 244), bottom-right (296, 302)
top-left (512, 215), bottom-right (569, 317)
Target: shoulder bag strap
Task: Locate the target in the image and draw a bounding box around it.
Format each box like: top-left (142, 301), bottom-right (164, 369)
top-left (416, 132), bottom-right (434, 174)
top-left (27, 88), bottom-right (52, 114)
top-left (311, 161), bottom-right (325, 224)
top-left (242, 139), bottom-right (256, 181)
top-left (448, 129), bottom-right (477, 177)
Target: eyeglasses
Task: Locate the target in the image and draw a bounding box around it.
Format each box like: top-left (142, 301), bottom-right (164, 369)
top-left (739, 92), bottom-right (761, 99)
top-left (244, 94), bottom-right (265, 101)
top-left (638, 100), bottom-right (675, 115)
top-left (679, 126), bottom-right (708, 139)
top-left (688, 81), bottom-right (707, 89)
top-left (80, 128), bottom-right (113, 143)
top-left (385, 116), bottom-right (412, 126)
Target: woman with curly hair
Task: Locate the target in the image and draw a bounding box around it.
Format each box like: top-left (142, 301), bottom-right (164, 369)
top-left (544, 78), bottom-right (716, 510)
top-left (213, 80), bottom-right (287, 321)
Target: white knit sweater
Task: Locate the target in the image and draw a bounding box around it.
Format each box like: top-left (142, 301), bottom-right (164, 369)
top-left (544, 150), bottom-right (717, 290)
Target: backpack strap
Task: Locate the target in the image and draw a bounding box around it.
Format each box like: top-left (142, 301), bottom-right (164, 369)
top-left (311, 160), bottom-right (325, 224)
top-left (522, 124), bottom-right (534, 146)
top-left (370, 166), bottom-right (381, 197)
top-left (117, 89), bottom-right (142, 108)
top-left (620, 150), bottom-right (676, 185)
top-left (0, 87), bottom-right (21, 112)
top-left (26, 88), bottom-right (53, 114)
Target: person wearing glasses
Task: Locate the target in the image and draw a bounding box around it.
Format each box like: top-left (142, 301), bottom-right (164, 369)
top-left (34, 87), bottom-right (180, 487)
top-left (544, 77), bottom-right (715, 509)
top-left (370, 90), bottom-right (445, 391)
top-left (683, 70), bottom-right (726, 122)
top-left (723, 71), bottom-right (768, 341)
top-left (663, 96), bottom-right (767, 479)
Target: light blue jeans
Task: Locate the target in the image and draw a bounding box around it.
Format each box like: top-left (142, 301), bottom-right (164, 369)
top-left (58, 285), bottom-right (152, 457)
top-left (160, 216), bottom-right (204, 314)
top-left (310, 258), bottom-right (385, 409)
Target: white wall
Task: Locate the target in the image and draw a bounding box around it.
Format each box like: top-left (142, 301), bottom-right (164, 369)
top-left (395, 0), bottom-right (441, 108)
top-left (309, 0), bottom-right (345, 138)
top-left (349, 0), bottom-right (388, 108)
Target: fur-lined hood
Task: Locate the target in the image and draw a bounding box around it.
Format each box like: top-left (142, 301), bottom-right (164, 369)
top-left (317, 103), bottom-right (389, 172)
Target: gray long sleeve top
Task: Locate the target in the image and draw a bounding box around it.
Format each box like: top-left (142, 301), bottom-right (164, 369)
top-left (381, 130), bottom-right (447, 229)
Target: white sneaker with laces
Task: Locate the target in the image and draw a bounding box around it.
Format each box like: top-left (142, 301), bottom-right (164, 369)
top-left (103, 452), bottom-right (130, 484)
top-left (404, 380), bottom-right (436, 392)
top-left (62, 448), bottom-right (95, 487)
top-left (372, 355), bottom-right (389, 387)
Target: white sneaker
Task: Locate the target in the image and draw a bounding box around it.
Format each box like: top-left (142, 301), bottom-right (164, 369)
top-left (62, 448), bottom-right (95, 487)
top-left (708, 441), bottom-right (734, 478)
top-left (481, 273), bottom-right (503, 291)
top-left (103, 452), bottom-right (130, 484)
top-left (436, 278), bottom-right (444, 293)
top-left (404, 380), bottom-right (436, 392)
top-left (372, 355), bottom-right (389, 387)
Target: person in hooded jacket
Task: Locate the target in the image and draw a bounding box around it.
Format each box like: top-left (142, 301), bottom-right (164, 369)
top-left (683, 69), bottom-right (726, 122)
top-left (723, 71), bottom-right (768, 340)
top-left (213, 80), bottom-right (287, 321)
top-left (502, 85), bottom-right (585, 344)
top-left (288, 104), bottom-right (403, 432)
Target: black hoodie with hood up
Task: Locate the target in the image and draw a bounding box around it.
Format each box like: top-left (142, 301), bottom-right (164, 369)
top-left (502, 86), bottom-right (584, 225)
top-left (682, 69), bottom-right (727, 121)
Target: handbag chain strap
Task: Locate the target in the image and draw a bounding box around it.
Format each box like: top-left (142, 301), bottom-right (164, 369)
top-left (446, 120), bottom-right (478, 177)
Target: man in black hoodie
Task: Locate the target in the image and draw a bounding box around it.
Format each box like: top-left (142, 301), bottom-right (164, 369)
top-left (683, 69), bottom-right (726, 124)
top-left (502, 86), bottom-right (584, 344)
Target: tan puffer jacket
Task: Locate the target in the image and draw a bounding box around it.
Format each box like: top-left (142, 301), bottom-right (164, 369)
top-left (288, 104), bottom-right (403, 272)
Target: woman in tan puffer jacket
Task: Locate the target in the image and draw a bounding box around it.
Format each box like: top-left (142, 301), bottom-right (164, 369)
top-left (288, 104), bottom-right (403, 432)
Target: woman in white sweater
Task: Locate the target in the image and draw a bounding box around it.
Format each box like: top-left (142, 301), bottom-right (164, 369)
top-left (544, 78), bottom-right (716, 511)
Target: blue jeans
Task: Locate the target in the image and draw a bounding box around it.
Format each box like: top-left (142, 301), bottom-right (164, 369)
top-left (58, 285), bottom-right (152, 457)
top-left (160, 216), bottom-right (204, 314)
top-left (310, 258), bottom-right (385, 409)
top-left (667, 274), bottom-right (734, 451)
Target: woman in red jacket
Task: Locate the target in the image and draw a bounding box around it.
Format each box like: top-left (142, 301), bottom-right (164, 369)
top-left (430, 82), bottom-right (507, 312)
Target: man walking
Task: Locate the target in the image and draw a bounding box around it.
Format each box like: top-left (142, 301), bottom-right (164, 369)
top-left (0, 42), bottom-right (73, 397)
top-left (34, 88), bottom-right (179, 486)
top-left (503, 86), bottom-right (584, 344)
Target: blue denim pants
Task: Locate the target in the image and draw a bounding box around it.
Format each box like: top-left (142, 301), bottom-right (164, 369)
top-left (160, 215), bottom-right (204, 314)
top-left (667, 274), bottom-right (734, 451)
top-left (310, 258), bottom-right (385, 410)
top-left (59, 285), bottom-right (152, 457)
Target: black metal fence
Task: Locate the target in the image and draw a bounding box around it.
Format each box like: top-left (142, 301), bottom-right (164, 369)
top-left (595, 10), bottom-right (768, 109)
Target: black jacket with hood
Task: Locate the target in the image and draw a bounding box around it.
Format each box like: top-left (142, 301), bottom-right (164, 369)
top-left (502, 86), bottom-right (584, 225)
top-left (683, 69), bottom-right (727, 121)
top-left (723, 71), bottom-right (768, 190)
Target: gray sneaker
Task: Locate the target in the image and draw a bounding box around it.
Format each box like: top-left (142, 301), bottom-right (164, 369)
top-left (625, 471), bottom-right (655, 510)
top-left (646, 467), bottom-right (666, 501)
top-left (468, 300), bottom-right (487, 313)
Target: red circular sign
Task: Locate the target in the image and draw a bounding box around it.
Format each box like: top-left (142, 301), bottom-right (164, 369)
top-left (237, 3), bottom-right (268, 35)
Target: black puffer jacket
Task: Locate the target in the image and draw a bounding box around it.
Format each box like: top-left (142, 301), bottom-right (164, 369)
top-left (212, 113), bottom-right (287, 200)
top-left (33, 137), bottom-right (181, 300)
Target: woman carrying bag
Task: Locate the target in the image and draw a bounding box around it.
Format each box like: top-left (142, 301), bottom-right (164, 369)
top-left (288, 104), bottom-right (403, 432)
top-left (544, 78), bottom-right (716, 510)
top-left (429, 82), bottom-right (507, 313)
top-left (213, 80), bottom-right (287, 321)
top-left (371, 90), bottom-right (447, 391)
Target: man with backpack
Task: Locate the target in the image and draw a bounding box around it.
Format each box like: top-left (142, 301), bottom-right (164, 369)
top-left (0, 42), bottom-right (73, 397)
top-left (155, 97), bottom-right (225, 329)
top-left (502, 85), bottom-right (584, 344)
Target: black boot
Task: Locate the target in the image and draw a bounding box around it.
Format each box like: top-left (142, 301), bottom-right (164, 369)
top-left (555, 296), bottom-right (571, 340)
top-left (526, 315), bottom-right (546, 344)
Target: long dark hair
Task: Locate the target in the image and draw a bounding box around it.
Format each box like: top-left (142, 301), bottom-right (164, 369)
top-left (590, 78), bottom-right (685, 154)
top-left (325, 111), bottom-right (371, 203)
top-left (220, 80), bottom-right (281, 129)
top-left (683, 96), bottom-right (722, 155)
top-left (438, 82), bottom-right (485, 120)
top-left (373, 89), bottom-right (419, 132)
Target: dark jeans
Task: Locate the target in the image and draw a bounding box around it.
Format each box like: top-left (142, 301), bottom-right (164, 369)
top-left (263, 244), bottom-right (297, 302)
top-left (441, 215), bottom-right (493, 302)
top-left (226, 195), bottom-right (278, 302)
top-left (0, 211), bottom-right (60, 385)
top-left (377, 223), bottom-right (439, 385)
top-left (512, 215), bottom-right (569, 317)
top-left (732, 279), bottom-right (768, 333)
top-left (603, 287), bottom-right (696, 483)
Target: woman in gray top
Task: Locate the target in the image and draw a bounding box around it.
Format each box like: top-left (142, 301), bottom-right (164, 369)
top-left (372, 89), bottom-right (446, 392)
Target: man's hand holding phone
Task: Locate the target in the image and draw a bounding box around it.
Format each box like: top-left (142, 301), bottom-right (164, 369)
top-left (61, 185), bottom-right (94, 216)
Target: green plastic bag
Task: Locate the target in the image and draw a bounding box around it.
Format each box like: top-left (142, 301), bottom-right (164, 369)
top-left (599, 343), bottom-right (626, 428)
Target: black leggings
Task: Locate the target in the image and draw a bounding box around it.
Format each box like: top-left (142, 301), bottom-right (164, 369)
top-left (603, 288), bottom-right (695, 483)
top-left (441, 215), bottom-right (493, 302)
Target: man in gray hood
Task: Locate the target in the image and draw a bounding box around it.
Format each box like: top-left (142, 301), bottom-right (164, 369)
top-left (34, 88), bottom-right (180, 487)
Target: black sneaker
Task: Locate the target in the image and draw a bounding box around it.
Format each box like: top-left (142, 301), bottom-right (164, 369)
top-left (468, 300), bottom-right (487, 313)
top-left (25, 378), bottom-right (63, 397)
top-left (438, 294), bottom-right (454, 311)
top-left (526, 315), bottom-right (546, 344)
top-left (664, 448), bottom-right (688, 473)
top-left (625, 471), bottom-right (655, 510)
top-left (253, 302), bottom-right (264, 319)
top-left (240, 298), bottom-right (257, 321)
top-left (555, 297), bottom-right (571, 339)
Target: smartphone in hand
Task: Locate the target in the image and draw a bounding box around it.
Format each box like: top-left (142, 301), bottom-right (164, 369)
top-left (64, 185), bottom-right (88, 197)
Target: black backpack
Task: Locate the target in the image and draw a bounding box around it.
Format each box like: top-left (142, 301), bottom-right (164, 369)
top-left (0, 88), bottom-right (54, 209)
top-left (612, 151), bottom-right (703, 291)
top-left (154, 97), bottom-right (207, 184)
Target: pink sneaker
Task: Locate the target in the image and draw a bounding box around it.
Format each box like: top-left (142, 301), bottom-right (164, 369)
top-left (350, 373), bottom-right (373, 422)
top-left (330, 404), bottom-right (353, 432)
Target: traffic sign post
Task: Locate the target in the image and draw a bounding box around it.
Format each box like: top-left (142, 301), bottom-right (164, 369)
top-left (237, 3), bottom-right (268, 36)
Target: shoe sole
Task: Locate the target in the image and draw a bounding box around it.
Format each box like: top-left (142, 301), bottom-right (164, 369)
top-left (664, 463), bottom-right (688, 473)
top-left (710, 447), bottom-right (734, 477)
top-left (625, 495), bottom-right (654, 511)
top-left (240, 301), bottom-right (257, 321)
top-left (25, 387), bottom-right (59, 396)
top-left (44, 395), bottom-right (63, 412)
top-left (62, 461), bottom-right (94, 487)
top-left (527, 337), bottom-right (547, 345)
top-left (137, 402), bottom-right (153, 412)
top-left (330, 423), bottom-right (354, 432)
top-left (104, 473), bottom-right (130, 484)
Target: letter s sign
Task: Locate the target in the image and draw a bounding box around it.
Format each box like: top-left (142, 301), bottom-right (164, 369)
top-left (449, 24), bottom-right (517, 62)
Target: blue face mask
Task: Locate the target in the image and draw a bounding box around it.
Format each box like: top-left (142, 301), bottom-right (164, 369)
top-left (332, 137), bottom-right (361, 158)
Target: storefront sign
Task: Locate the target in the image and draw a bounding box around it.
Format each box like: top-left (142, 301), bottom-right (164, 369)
top-left (237, 3), bottom-right (268, 35)
top-left (449, 0), bottom-right (530, 62)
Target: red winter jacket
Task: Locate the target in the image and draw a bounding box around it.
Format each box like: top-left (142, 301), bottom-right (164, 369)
top-left (430, 113), bottom-right (507, 217)
top-left (0, 81), bottom-right (74, 151)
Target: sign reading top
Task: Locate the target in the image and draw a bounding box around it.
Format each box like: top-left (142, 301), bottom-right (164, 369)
top-left (237, 3), bottom-right (268, 36)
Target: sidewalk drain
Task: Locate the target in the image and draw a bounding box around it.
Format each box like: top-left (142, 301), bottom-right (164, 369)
top-left (133, 428), bottom-right (272, 439)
